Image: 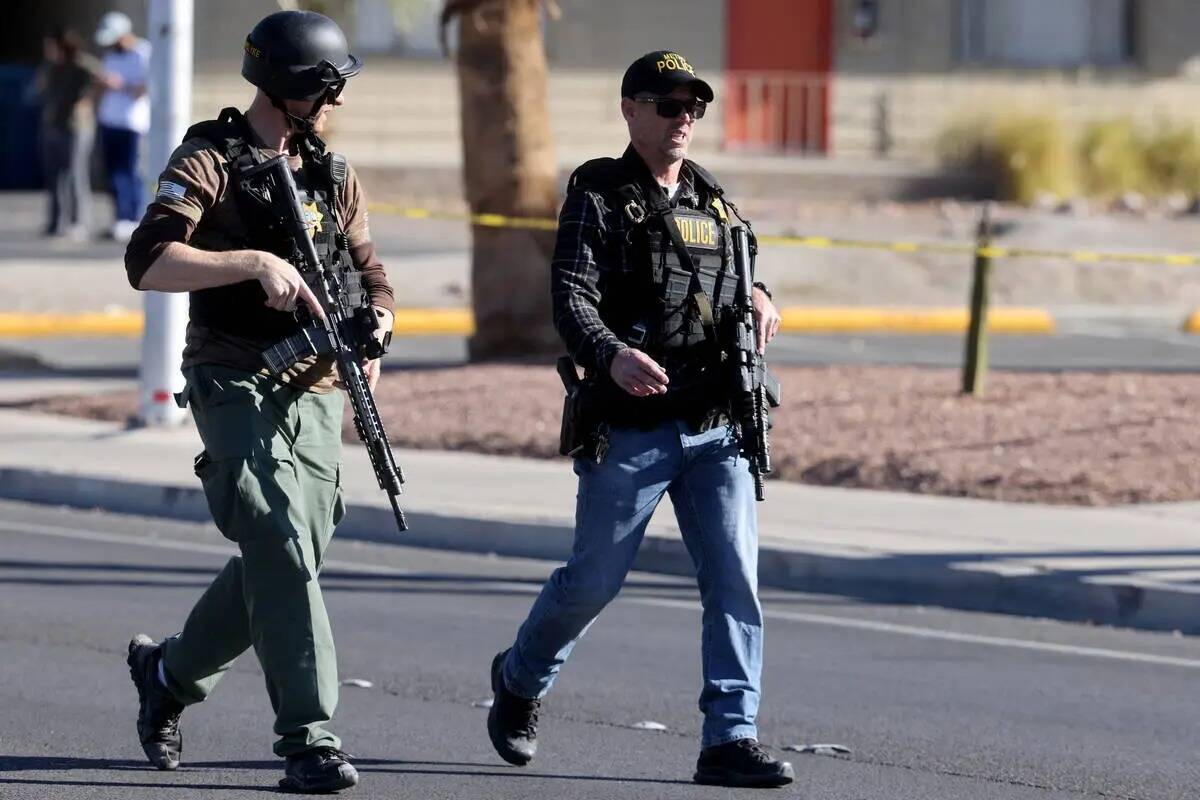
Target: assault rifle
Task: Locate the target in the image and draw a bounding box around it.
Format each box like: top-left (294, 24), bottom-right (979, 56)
top-left (239, 154), bottom-right (408, 532)
top-left (726, 226), bottom-right (781, 501)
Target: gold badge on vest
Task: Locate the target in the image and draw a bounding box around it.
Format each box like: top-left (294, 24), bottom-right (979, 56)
top-left (301, 201), bottom-right (324, 241)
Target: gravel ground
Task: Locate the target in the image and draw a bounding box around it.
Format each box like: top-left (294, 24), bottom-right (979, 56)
top-left (18, 363), bottom-right (1198, 506)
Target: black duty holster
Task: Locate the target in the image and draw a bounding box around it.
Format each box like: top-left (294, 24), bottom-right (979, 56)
top-left (556, 356), bottom-right (610, 463)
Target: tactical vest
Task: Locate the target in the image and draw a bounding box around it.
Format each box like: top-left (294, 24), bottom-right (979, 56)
top-left (183, 107), bottom-right (362, 341)
top-left (568, 153), bottom-right (741, 395)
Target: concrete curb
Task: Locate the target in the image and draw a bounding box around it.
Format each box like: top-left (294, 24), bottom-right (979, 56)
top-left (2, 466), bottom-right (1195, 635)
top-left (0, 306), bottom-right (1056, 339)
top-left (0, 310), bottom-right (473, 339)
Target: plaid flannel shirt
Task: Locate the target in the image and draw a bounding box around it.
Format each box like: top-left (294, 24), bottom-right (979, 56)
top-left (550, 159), bottom-right (704, 376)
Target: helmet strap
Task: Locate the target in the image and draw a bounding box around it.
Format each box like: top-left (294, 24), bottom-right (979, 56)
top-left (266, 92), bottom-right (328, 154)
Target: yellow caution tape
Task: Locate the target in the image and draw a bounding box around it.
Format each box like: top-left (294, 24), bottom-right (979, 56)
top-left (369, 202), bottom-right (558, 231)
top-left (368, 202), bottom-right (1200, 266)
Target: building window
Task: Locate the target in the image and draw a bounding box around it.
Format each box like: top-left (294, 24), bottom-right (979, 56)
top-left (959, 0), bottom-right (1135, 68)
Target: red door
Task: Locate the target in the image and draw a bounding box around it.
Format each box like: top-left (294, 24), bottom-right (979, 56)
top-left (724, 0), bottom-right (833, 153)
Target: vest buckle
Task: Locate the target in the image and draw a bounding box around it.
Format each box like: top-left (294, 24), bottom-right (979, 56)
top-left (624, 201), bottom-right (646, 224)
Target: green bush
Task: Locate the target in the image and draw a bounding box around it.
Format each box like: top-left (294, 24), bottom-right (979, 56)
top-left (937, 114), bottom-right (1200, 203)
top-left (1080, 118), bottom-right (1148, 198)
top-left (937, 113), bottom-right (1077, 204)
top-left (1143, 123), bottom-right (1200, 196)
top-left (991, 114), bottom-right (1079, 205)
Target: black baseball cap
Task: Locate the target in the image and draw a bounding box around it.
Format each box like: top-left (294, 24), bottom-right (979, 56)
top-left (621, 51), bottom-right (714, 102)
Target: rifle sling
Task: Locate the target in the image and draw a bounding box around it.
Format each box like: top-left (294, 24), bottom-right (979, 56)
top-left (656, 205), bottom-right (717, 345)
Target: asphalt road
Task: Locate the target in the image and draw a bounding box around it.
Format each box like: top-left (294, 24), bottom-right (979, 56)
top-left (2, 499), bottom-right (1199, 799)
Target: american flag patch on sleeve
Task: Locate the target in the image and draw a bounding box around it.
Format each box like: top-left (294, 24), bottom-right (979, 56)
top-left (156, 180), bottom-right (187, 202)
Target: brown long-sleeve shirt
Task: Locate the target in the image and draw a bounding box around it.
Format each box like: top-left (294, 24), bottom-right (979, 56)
top-left (125, 136), bottom-right (394, 392)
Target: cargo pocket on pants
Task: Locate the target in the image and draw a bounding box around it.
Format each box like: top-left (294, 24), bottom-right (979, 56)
top-left (194, 449), bottom-right (285, 545)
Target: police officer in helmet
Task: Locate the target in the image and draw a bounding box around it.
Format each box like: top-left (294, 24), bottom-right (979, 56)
top-left (122, 10), bottom-right (394, 793)
top-left (485, 51), bottom-right (791, 787)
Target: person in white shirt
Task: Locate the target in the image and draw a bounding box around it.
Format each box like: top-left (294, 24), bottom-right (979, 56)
top-left (95, 11), bottom-right (151, 242)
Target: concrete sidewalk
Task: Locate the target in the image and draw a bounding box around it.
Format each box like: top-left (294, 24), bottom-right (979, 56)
top-left (2, 406), bottom-right (1198, 635)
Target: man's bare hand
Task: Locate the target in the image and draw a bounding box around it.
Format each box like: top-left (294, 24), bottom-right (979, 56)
top-left (610, 348), bottom-right (669, 397)
top-left (751, 286), bottom-right (781, 355)
top-left (255, 252), bottom-right (324, 320)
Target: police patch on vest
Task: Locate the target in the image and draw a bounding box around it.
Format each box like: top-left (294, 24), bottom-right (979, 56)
top-left (301, 201), bottom-right (324, 241)
top-left (673, 215), bottom-right (719, 250)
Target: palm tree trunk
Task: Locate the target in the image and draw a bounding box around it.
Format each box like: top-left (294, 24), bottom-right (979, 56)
top-left (446, 0), bottom-right (559, 360)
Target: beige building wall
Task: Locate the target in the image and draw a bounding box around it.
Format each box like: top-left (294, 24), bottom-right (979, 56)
top-left (831, 0), bottom-right (1200, 78)
top-left (832, 0), bottom-right (958, 75)
top-left (544, 0), bottom-right (724, 72)
top-left (1134, 0), bottom-right (1200, 76)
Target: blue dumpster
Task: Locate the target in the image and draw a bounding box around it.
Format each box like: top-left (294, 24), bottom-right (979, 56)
top-left (0, 64), bottom-right (43, 190)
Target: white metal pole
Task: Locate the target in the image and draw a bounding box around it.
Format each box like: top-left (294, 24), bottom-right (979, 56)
top-left (138, 0), bottom-right (193, 426)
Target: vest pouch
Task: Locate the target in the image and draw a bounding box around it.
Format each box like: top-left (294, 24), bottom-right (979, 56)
top-left (657, 264), bottom-right (696, 349)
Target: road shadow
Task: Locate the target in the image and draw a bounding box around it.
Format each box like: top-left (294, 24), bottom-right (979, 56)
top-left (0, 754), bottom-right (694, 788)
top-left (6, 484), bottom-right (1200, 634)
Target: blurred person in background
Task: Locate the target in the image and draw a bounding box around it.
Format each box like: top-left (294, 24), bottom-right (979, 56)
top-left (35, 27), bottom-right (102, 240)
top-left (94, 10), bottom-right (150, 242)
top-left (484, 50), bottom-right (790, 788)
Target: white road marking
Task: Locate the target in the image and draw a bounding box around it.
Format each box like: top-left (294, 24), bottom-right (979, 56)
top-left (0, 519), bottom-right (415, 577)
top-left (634, 596), bottom-right (1200, 670)
top-left (6, 518), bottom-right (1200, 671)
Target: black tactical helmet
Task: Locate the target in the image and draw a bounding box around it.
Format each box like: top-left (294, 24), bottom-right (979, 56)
top-left (242, 10), bottom-right (362, 102)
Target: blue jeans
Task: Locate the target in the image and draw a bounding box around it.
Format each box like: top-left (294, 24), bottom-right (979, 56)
top-left (99, 125), bottom-right (144, 222)
top-left (503, 421), bottom-right (763, 748)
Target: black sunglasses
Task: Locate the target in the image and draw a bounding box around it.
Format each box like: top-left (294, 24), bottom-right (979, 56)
top-left (634, 97), bottom-right (707, 120)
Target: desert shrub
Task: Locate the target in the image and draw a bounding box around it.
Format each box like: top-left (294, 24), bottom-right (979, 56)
top-left (1079, 118), bottom-right (1149, 198)
top-left (1143, 122), bottom-right (1200, 196)
top-left (937, 112), bottom-right (1077, 204)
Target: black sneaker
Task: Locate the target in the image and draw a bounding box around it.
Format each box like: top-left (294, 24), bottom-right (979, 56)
top-left (694, 738), bottom-right (795, 788)
top-left (126, 634), bottom-right (185, 771)
top-left (486, 649), bottom-right (540, 766)
top-left (279, 747), bottom-right (359, 794)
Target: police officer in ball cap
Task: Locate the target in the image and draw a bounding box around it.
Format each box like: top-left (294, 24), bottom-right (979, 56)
top-left (121, 10), bottom-right (394, 793)
top-left (484, 50), bottom-right (791, 787)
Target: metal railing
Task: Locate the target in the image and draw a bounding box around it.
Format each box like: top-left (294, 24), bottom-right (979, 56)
top-left (722, 71), bottom-right (830, 155)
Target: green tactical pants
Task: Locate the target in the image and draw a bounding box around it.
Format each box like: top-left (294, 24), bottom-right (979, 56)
top-left (159, 364), bottom-right (347, 757)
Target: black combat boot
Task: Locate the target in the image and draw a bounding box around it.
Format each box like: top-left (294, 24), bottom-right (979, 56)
top-left (280, 747), bottom-right (359, 794)
top-left (694, 738), bottom-right (795, 788)
top-left (486, 649), bottom-right (540, 766)
top-left (126, 634), bottom-right (185, 771)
